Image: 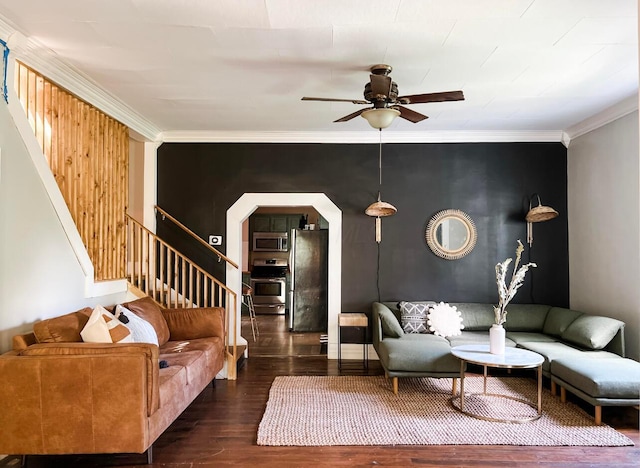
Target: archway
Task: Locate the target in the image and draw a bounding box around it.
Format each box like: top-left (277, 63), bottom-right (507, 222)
top-left (226, 193), bottom-right (342, 359)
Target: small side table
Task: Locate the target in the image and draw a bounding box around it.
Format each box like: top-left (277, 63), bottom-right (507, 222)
top-left (338, 313), bottom-right (369, 370)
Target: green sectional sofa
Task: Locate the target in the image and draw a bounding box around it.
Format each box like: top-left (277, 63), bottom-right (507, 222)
top-left (372, 301), bottom-right (640, 423)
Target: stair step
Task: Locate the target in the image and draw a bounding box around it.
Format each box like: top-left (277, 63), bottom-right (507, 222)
top-left (236, 345), bottom-right (247, 371)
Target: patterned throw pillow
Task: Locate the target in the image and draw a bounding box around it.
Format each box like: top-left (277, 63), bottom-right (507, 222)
top-left (427, 302), bottom-right (464, 337)
top-left (114, 304), bottom-right (159, 346)
top-left (81, 305), bottom-right (133, 344)
top-left (399, 301), bottom-right (431, 334)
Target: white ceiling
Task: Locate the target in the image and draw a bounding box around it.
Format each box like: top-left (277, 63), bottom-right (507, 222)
top-left (0, 0), bottom-right (637, 140)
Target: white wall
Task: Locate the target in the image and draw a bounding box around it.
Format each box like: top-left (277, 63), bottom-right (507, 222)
top-left (568, 111), bottom-right (640, 360)
top-left (0, 98), bottom-right (129, 353)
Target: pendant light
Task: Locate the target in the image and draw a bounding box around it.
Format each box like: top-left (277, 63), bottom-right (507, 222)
top-left (365, 129), bottom-right (397, 242)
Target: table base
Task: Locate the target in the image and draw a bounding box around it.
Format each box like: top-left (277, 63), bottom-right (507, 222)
top-left (449, 360), bottom-right (543, 424)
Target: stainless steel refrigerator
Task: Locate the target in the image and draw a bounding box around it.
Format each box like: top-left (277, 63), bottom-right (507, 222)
top-left (288, 229), bottom-right (328, 332)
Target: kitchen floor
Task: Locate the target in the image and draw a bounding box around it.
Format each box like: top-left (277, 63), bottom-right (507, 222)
top-left (241, 313), bottom-right (326, 357)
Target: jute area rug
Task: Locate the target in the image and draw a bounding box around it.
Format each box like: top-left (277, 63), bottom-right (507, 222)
top-left (257, 375), bottom-right (633, 447)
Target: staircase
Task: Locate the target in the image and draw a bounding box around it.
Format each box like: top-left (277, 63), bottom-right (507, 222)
top-left (13, 62), bottom-right (242, 378)
top-left (126, 211), bottom-right (240, 379)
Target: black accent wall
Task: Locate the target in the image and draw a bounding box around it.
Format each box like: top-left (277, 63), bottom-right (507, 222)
top-left (157, 142), bottom-right (568, 311)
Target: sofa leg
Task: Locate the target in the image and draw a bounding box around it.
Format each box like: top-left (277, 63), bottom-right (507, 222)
top-left (560, 386), bottom-right (566, 403)
top-left (551, 381), bottom-right (556, 395)
top-left (146, 444), bottom-right (153, 464)
top-left (595, 406), bottom-right (602, 425)
top-left (211, 378), bottom-right (216, 387)
top-left (392, 377), bottom-right (398, 395)
top-left (21, 455), bottom-right (27, 468)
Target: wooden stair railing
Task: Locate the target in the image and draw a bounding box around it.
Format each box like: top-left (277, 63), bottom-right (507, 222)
top-left (155, 205), bottom-right (238, 269)
top-left (126, 214), bottom-right (239, 379)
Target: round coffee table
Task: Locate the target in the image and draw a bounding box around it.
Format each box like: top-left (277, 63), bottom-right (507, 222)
top-left (450, 344), bottom-right (544, 423)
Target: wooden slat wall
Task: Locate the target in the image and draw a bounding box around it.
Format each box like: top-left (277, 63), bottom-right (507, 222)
top-left (15, 61), bottom-right (129, 281)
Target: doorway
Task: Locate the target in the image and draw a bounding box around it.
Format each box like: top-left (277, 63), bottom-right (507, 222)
top-left (245, 206), bottom-right (326, 357)
top-left (226, 193), bottom-right (342, 359)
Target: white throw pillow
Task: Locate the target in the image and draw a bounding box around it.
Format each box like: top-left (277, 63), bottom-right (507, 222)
top-left (114, 304), bottom-right (159, 346)
top-left (81, 305), bottom-right (133, 343)
top-left (427, 302), bottom-right (464, 337)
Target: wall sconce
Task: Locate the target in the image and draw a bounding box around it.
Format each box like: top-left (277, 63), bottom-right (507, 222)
top-left (526, 194), bottom-right (558, 247)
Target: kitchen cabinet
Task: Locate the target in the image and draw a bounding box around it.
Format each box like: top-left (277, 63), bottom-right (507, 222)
top-left (250, 215), bottom-right (271, 233)
top-left (270, 216), bottom-right (288, 232)
top-left (318, 214), bottom-right (329, 230)
top-left (288, 215), bottom-right (304, 234)
top-left (250, 214), bottom-right (295, 233)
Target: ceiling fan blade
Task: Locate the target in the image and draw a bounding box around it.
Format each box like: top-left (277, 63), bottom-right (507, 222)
top-left (396, 106), bottom-right (428, 123)
top-left (370, 74), bottom-right (392, 98)
top-left (302, 96), bottom-right (369, 105)
top-left (334, 108), bottom-right (367, 122)
top-left (398, 90), bottom-right (465, 104)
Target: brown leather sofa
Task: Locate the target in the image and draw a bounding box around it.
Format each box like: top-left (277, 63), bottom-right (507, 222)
top-left (0, 297), bottom-right (226, 462)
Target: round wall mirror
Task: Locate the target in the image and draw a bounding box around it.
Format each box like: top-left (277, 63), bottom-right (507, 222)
top-left (425, 209), bottom-right (477, 260)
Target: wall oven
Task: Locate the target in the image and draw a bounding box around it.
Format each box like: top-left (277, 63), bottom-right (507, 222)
top-left (252, 232), bottom-right (288, 252)
top-left (250, 259), bottom-right (287, 315)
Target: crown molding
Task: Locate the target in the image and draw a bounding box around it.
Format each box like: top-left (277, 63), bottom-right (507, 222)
top-left (160, 129), bottom-right (566, 144)
top-left (0, 16), bottom-right (162, 142)
top-left (563, 95), bottom-right (639, 145)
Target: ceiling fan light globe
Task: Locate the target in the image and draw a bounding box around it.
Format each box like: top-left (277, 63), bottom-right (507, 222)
top-left (361, 108), bottom-right (400, 129)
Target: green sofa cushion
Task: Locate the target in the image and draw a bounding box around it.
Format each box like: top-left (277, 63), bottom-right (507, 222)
top-left (506, 332), bottom-right (557, 345)
top-left (543, 307), bottom-right (582, 337)
top-left (378, 334), bottom-right (459, 373)
top-left (451, 303), bottom-right (495, 331)
top-left (561, 315), bottom-right (625, 350)
top-left (377, 305), bottom-right (404, 338)
top-left (551, 358), bottom-right (640, 399)
top-left (517, 341), bottom-right (620, 373)
top-left (503, 304), bottom-right (551, 332)
top-left (447, 331), bottom-right (516, 349)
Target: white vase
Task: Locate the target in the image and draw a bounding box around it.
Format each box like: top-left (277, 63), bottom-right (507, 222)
top-left (489, 324), bottom-right (505, 355)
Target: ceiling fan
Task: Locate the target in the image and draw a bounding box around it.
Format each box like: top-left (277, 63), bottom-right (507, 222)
top-left (302, 64), bottom-right (464, 128)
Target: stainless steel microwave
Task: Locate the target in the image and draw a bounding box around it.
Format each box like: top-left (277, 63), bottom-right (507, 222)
top-left (252, 232), bottom-right (288, 252)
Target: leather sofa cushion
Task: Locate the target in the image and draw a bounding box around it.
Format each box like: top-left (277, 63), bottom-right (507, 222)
top-left (33, 307), bottom-right (92, 343)
top-left (162, 307), bottom-right (224, 341)
top-left (160, 350), bottom-right (206, 386)
top-left (122, 297), bottom-right (170, 346)
top-left (13, 333), bottom-right (37, 351)
top-left (561, 315), bottom-right (625, 350)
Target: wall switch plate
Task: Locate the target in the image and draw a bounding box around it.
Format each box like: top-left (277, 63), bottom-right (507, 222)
top-left (209, 235), bottom-right (223, 246)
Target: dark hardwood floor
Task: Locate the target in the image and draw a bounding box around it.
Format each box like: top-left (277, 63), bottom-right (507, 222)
top-left (9, 313), bottom-right (640, 467)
